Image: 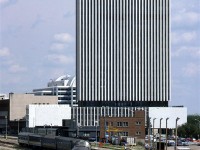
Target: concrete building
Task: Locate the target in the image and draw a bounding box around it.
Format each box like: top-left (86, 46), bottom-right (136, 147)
top-left (76, 0), bottom-right (170, 107)
top-left (0, 99), bottom-right (9, 133)
top-left (33, 75), bottom-right (77, 106)
top-left (9, 93), bottom-right (57, 121)
top-left (26, 104), bottom-right (71, 128)
top-left (0, 93), bottom-right (57, 134)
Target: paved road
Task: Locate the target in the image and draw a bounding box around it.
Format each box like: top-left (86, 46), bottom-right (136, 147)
top-left (166, 145), bottom-right (200, 150)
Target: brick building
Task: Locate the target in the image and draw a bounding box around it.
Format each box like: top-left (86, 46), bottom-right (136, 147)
top-left (99, 110), bottom-right (145, 141)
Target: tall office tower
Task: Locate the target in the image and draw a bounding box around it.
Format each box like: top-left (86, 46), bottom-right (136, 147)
top-left (76, 0), bottom-right (170, 107)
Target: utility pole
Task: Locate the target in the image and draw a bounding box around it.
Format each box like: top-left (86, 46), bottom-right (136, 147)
top-left (153, 118), bottom-right (156, 150)
top-left (159, 118), bottom-right (163, 150)
top-left (5, 116), bottom-right (7, 140)
top-left (166, 118), bottom-right (169, 150)
top-left (175, 117), bottom-right (180, 150)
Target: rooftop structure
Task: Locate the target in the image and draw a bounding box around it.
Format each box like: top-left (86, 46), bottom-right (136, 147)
top-left (33, 75), bottom-right (77, 106)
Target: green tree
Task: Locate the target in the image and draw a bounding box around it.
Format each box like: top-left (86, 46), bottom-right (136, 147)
top-left (177, 115), bottom-right (200, 139)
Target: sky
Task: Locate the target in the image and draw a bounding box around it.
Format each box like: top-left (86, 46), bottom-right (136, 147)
top-left (0, 0), bottom-right (199, 114)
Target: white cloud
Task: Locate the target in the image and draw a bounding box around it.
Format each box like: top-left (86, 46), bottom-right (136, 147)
top-left (0, 0), bottom-right (9, 5)
top-left (172, 10), bottom-right (200, 26)
top-left (171, 46), bottom-right (200, 57)
top-left (8, 64), bottom-right (27, 73)
top-left (54, 33), bottom-right (73, 43)
top-left (0, 0), bottom-right (17, 7)
top-left (182, 63), bottom-right (200, 77)
top-left (47, 54), bottom-right (74, 64)
top-left (171, 31), bottom-right (197, 45)
top-left (0, 47), bottom-right (11, 57)
top-left (50, 43), bottom-right (67, 51)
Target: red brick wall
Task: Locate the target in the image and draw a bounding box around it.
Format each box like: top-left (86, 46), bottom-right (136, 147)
top-left (99, 110), bottom-right (145, 140)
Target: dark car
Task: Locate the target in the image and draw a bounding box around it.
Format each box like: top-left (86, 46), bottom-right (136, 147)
top-left (177, 140), bottom-right (183, 146)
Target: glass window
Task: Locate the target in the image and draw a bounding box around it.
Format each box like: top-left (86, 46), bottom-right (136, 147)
top-left (136, 121), bottom-right (141, 125)
top-left (136, 131), bottom-right (141, 135)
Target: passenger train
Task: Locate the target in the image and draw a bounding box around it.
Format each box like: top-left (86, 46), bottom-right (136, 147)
top-left (18, 132), bottom-right (91, 150)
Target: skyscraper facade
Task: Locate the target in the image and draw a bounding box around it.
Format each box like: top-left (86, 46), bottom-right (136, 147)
top-left (76, 0), bottom-right (170, 107)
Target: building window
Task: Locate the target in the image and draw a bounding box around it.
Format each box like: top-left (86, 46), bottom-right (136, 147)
top-left (83, 132), bottom-right (90, 137)
top-left (136, 121), bottom-right (141, 125)
top-left (123, 122), bottom-right (128, 127)
top-left (117, 122), bottom-right (128, 127)
top-left (117, 122), bottom-right (122, 127)
top-left (110, 122), bottom-right (113, 126)
top-left (136, 131), bottom-right (141, 135)
top-left (118, 132), bottom-right (128, 136)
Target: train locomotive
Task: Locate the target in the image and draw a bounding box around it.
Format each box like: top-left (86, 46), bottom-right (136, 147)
top-left (18, 132), bottom-right (91, 150)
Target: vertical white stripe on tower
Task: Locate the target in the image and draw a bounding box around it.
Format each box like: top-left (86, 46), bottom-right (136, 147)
top-left (97, 0), bottom-right (100, 101)
top-left (107, 0), bottom-right (110, 101)
top-left (154, 0), bottom-right (157, 101)
top-left (110, 0), bottom-right (113, 101)
top-left (91, 0), bottom-right (94, 101)
top-left (116, 0), bottom-right (119, 101)
top-left (105, 0), bottom-right (108, 101)
top-left (100, 0), bottom-right (103, 101)
top-left (94, 0), bottom-right (98, 101)
top-left (156, 0), bottom-right (160, 101)
top-left (162, 0), bottom-right (166, 101)
top-left (122, 0), bottom-right (125, 101)
top-left (113, 0), bottom-right (116, 101)
top-left (125, 0), bottom-right (129, 101)
top-left (135, 0), bottom-right (138, 101)
top-left (167, 0), bottom-right (170, 101)
top-left (132, 0), bottom-right (135, 100)
top-left (147, 0), bottom-right (151, 101)
top-left (160, 0), bottom-right (163, 101)
top-left (141, 0), bottom-right (144, 101)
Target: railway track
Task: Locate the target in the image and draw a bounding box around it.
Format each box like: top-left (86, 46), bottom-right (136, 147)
top-left (0, 137), bottom-right (30, 150)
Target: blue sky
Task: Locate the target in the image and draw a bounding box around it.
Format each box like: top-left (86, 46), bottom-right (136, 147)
top-left (0, 0), bottom-right (199, 114)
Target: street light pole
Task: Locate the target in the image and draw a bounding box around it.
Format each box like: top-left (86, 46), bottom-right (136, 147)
top-left (104, 115), bottom-right (107, 143)
top-left (18, 119), bottom-right (19, 134)
top-left (175, 117), bottom-right (180, 150)
top-left (77, 122), bottom-right (80, 138)
top-left (95, 121), bottom-right (98, 147)
top-left (148, 117), bottom-right (151, 150)
top-left (5, 116), bottom-right (7, 140)
top-left (159, 118), bottom-right (163, 150)
top-left (165, 118), bottom-right (169, 150)
top-left (153, 118), bottom-right (156, 150)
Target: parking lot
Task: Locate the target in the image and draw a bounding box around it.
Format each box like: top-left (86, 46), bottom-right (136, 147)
top-left (167, 145), bottom-right (200, 150)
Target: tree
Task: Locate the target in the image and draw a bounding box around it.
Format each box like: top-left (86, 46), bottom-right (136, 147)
top-left (177, 115), bottom-right (200, 139)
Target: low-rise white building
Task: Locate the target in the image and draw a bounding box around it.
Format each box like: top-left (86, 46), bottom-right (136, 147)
top-left (149, 107), bottom-right (187, 128)
top-left (26, 104), bottom-right (71, 127)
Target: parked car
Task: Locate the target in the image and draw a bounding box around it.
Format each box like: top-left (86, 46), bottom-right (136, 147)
top-left (177, 140), bottom-right (183, 146)
top-left (167, 140), bottom-right (175, 146)
top-left (145, 143), bottom-right (153, 150)
top-left (182, 141), bottom-right (189, 146)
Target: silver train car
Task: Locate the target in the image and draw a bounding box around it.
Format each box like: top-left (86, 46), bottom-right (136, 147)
top-left (18, 132), bottom-right (91, 150)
